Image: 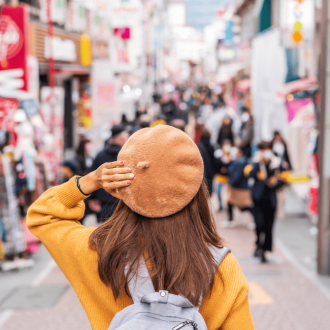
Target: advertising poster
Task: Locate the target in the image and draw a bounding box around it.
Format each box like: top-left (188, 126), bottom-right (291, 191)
top-left (77, 93), bottom-right (92, 128)
top-left (0, 98), bottom-right (19, 132)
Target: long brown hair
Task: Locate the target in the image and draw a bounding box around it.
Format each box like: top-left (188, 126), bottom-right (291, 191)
top-left (89, 181), bottom-right (224, 306)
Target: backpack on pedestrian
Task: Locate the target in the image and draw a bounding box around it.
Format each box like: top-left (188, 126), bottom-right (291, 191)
top-left (108, 247), bottom-right (230, 330)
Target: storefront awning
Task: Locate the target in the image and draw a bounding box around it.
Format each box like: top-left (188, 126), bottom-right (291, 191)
top-left (276, 77), bottom-right (318, 103)
top-left (39, 63), bottom-right (91, 75)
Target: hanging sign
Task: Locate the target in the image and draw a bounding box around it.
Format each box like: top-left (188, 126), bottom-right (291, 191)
top-left (0, 5), bottom-right (30, 92)
top-left (280, 0), bottom-right (314, 48)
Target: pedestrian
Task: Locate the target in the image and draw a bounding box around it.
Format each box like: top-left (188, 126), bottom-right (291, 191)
top-left (61, 160), bottom-right (78, 183)
top-left (239, 107), bottom-right (254, 158)
top-left (89, 125), bottom-right (129, 223)
top-left (27, 125), bottom-right (254, 330)
top-left (271, 131), bottom-right (292, 170)
top-left (76, 136), bottom-right (92, 176)
top-left (247, 141), bottom-right (286, 263)
top-left (271, 131), bottom-right (292, 220)
top-left (198, 127), bottom-right (216, 195)
top-left (160, 94), bottom-right (178, 122)
top-left (226, 146), bottom-right (253, 225)
top-left (214, 140), bottom-right (232, 213)
top-left (217, 116), bottom-right (234, 147)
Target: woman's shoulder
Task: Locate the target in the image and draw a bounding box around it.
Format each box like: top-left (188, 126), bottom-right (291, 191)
top-left (199, 252), bottom-right (249, 318)
top-left (216, 252), bottom-right (248, 291)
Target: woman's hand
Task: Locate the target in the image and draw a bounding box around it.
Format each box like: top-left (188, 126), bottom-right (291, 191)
top-left (78, 161), bottom-right (134, 197)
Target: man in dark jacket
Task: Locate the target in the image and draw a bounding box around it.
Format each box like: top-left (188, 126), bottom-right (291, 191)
top-left (89, 125), bottom-right (129, 223)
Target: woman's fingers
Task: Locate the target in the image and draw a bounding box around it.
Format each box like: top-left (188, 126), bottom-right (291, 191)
top-left (103, 173), bottom-right (134, 182)
top-left (103, 161), bottom-right (124, 169)
top-left (104, 180), bottom-right (131, 191)
top-left (102, 167), bottom-right (131, 175)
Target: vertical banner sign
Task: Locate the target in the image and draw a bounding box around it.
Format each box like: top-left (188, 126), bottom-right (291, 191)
top-left (280, 0), bottom-right (314, 48)
top-left (0, 5), bottom-right (30, 91)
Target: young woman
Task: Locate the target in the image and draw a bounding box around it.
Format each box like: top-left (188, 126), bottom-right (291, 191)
top-left (27, 125), bottom-right (254, 330)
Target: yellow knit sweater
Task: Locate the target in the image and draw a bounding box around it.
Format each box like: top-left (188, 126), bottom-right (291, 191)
top-left (27, 178), bottom-right (254, 330)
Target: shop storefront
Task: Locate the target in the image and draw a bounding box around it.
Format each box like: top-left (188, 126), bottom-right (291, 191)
top-left (29, 22), bottom-right (91, 160)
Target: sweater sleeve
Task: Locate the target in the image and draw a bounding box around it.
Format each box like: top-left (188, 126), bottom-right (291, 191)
top-left (220, 254), bottom-right (254, 330)
top-left (221, 282), bottom-right (254, 330)
top-left (26, 177), bottom-right (95, 285)
top-left (200, 253), bottom-right (254, 330)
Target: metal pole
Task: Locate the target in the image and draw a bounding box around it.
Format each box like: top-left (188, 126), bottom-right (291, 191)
top-left (318, 0), bottom-right (330, 275)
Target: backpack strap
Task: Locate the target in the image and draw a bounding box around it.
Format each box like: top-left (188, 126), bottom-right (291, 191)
top-left (127, 246), bottom-right (230, 305)
top-left (127, 258), bottom-right (155, 304)
top-left (210, 246), bottom-right (231, 266)
top-left (197, 246), bottom-right (231, 309)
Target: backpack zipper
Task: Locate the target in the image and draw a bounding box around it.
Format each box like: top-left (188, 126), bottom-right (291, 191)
top-left (173, 321), bottom-right (198, 330)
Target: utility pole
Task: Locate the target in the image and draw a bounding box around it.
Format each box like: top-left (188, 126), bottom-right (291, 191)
top-left (318, 0), bottom-right (330, 275)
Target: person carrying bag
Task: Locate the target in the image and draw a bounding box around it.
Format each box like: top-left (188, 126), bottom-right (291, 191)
top-left (227, 146), bottom-right (253, 210)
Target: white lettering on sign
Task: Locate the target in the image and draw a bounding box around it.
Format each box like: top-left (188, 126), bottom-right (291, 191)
top-left (44, 36), bottom-right (77, 62)
top-left (0, 69), bottom-right (24, 89)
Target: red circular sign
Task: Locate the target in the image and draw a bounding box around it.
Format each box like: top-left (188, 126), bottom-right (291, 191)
top-left (0, 15), bottom-right (23, 61)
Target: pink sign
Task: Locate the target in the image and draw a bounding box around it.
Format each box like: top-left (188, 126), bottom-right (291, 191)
top-left (287, 99), bottom-right (312, 122)
top-left (114, 27), bottom-right (130, 40)
top-left (97, 83), bottom-right (116, 107)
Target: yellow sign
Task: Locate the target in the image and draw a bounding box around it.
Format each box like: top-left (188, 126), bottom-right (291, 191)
top-left (81, 34), bottom-right (92, 66)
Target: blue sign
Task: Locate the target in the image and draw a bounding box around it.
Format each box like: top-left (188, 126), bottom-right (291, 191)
top-left (20, 99), bottom-right (38, 117)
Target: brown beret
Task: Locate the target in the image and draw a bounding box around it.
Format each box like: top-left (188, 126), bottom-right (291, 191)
top-left (117, 125), bottom-right (204, 218)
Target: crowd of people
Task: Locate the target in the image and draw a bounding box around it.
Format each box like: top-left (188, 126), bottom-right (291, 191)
top-left (64, 85), bottom-right (292, 264)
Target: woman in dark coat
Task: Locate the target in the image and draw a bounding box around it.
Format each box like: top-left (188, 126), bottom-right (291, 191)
top-left (217, 116), bottom-right (234, 147)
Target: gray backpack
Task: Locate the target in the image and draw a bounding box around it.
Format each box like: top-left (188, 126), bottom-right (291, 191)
top-left (108, 246), bottom-right (230, 330)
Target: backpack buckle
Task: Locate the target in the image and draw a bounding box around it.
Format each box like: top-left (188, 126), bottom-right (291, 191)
top-left (158, 290), bottom-right (168, 303)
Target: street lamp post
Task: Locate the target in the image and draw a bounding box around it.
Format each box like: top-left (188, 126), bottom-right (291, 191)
top-left (318, 0), bottom-right (330, 275)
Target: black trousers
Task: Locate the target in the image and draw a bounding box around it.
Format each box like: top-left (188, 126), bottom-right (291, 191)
top-left (252, 199), bottom-right (276, 252)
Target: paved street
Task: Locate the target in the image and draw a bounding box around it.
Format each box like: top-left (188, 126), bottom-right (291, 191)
top-left (1, 194), bottom-right (330, 330)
